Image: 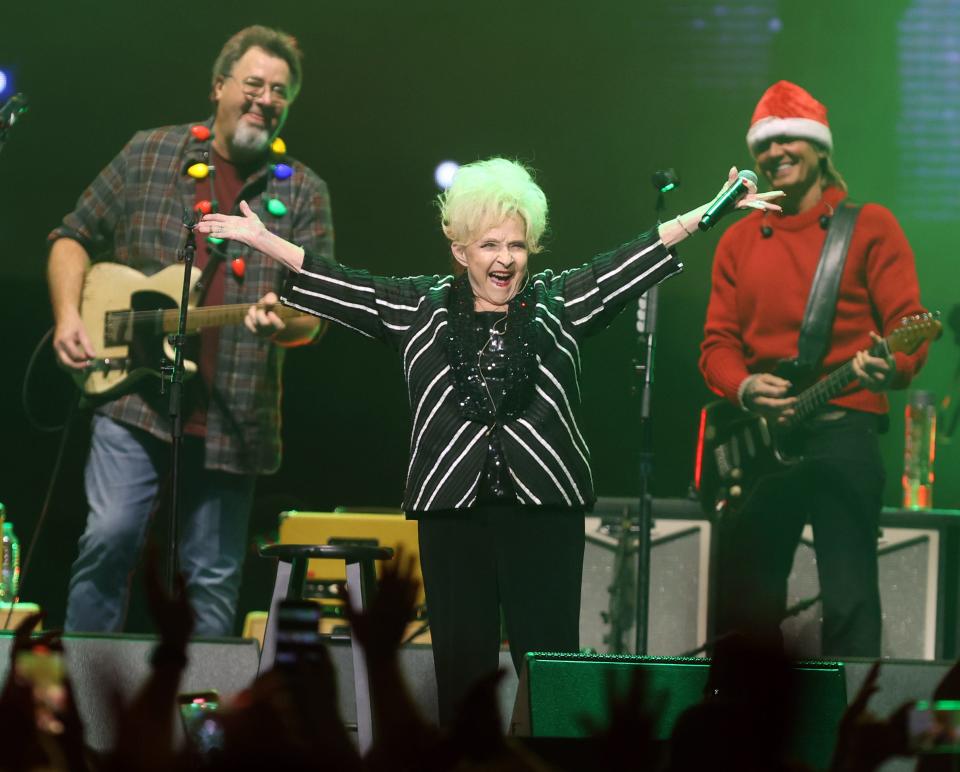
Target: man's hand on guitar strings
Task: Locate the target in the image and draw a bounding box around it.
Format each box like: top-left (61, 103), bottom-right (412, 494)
top-left (739, 372), bottom-right (797, 424)
top-left (853, 331), bottom-right (896, 393)
top-left (244, 291), bottom-right (287, 338)
top-left (53, 314), bottom-right (95, 370)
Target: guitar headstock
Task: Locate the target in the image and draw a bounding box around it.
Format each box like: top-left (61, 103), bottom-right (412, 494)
top-left (882, 312), bottom-right (943, 356)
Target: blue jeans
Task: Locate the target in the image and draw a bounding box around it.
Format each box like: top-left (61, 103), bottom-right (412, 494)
top-left (65, 415), bottom-right (255, 636)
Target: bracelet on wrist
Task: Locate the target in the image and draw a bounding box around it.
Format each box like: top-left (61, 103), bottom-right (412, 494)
top-left (676, 215), bottom-right (694, 237)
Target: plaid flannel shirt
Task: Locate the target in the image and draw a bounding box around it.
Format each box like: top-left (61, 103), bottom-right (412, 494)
top-left (47, 120), bottom-right (334, 474)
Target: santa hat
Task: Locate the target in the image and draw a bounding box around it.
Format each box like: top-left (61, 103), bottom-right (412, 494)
top-left (746, 80), bottom-right (832, 154)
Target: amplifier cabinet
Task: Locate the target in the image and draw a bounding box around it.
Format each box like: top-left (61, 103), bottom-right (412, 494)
top-left (582, 497), bottom-right (709, 656)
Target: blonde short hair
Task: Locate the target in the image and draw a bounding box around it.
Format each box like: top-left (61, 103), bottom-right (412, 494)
top-left (438, 158), bottom-right (548, 254)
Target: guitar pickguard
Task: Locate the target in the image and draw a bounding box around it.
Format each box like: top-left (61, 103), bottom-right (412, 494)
top-left (75, 262), bottom-right (202, 399)
top-left (697, 400), bottom-right (800, 513)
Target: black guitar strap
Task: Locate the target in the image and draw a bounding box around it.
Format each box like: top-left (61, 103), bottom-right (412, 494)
top-left (794, 201), bottom-right (862, 371)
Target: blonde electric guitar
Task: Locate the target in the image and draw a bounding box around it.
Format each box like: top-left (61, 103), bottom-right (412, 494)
top-left (73, 262), bottom-right (301, 400)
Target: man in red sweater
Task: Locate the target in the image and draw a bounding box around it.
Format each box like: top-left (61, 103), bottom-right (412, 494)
top-left (699, 81), bottom-right (928, 656)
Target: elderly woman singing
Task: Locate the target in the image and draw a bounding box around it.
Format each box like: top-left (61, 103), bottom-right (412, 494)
top-left (196, 158), bottom-right (780, 723)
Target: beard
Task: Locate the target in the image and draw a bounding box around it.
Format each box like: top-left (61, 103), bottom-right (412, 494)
top-left (228, 120), bottom-right (271, 163)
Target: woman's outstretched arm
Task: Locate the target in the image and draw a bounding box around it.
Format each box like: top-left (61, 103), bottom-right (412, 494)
top-left (196, 200), bottom-right (306, 271)
top-left (196, 201), bottom-right (445, 348)
top-left (657, 166), bottom-right (783, 247)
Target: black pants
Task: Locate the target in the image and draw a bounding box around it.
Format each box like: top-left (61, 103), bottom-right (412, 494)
top-left (715, 411), bottom-right (885, 657)
top-left (417, 504), bottom-right (584, 725)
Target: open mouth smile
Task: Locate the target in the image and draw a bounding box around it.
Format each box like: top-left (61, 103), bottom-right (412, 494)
top-left (770, 161), bottom-right (796, 176)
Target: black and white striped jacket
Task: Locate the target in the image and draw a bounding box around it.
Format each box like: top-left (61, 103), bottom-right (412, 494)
top-left (281, 230), bottom-right (681, 512)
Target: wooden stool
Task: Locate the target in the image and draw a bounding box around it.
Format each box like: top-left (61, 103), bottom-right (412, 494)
top-left (258, 543), bottom-right (393, 753)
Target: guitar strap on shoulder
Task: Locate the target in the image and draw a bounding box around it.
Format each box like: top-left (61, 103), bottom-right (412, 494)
top-left (794, 201), bottom-right (862, 371)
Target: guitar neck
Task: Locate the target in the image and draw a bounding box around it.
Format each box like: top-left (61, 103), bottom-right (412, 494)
top-left (787, 313), bottom-right (945, 427)
top-left (161, 303), bottom-right (302, 334)
top-left (790, 360), bottom-right (858, 424)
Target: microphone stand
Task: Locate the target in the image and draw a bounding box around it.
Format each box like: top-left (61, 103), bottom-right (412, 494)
top-left (633, 170), bottom-right (678, 655)
top-left (0, 93), bottom-right (29, 157)
top-left (161, 210), bottom-right (199, 591)
top-left (633, 285), bottom-right (656, 655)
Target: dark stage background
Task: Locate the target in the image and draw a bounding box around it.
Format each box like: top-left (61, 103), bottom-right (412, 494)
top-left (0, 0), bottom-right (957, 632)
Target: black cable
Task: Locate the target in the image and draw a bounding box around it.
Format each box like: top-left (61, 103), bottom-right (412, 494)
top-left (3, 327), bottom-right (82, 628)
top-left (21, 326), bottom-right (75, 433)
top-left (2, 397), bottom-right (78, 630)
top-left (678, 594), bottom-right (822, 659)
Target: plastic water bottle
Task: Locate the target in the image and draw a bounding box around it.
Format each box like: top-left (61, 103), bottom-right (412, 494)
top-left (903, 390), bottom-right (937, 510)
top-left (0, 521), bottom-right (20, 603)
top-left (0, 503), bottom-right (7, 601)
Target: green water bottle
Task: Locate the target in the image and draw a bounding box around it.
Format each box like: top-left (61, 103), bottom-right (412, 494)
top-left (903, 390), bottom-right (937, 510)
top-left (0, 521), bottom-right (21, 603)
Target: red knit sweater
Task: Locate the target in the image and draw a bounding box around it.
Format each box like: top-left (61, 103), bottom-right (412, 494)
top-left (699, 187), bottom-right (928, 414)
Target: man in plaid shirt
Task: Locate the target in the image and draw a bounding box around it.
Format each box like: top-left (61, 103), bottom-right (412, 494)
top-left (46, 26), bottom-right (332, 635)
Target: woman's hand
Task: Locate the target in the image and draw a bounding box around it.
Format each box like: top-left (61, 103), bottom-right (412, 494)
top-left (195, 200), bottom-right (266, 249)
top-left (718, 166), bottom-right (785, 214)
top-left (195, 200), bottom-right (306, 272)
top-left (658, 167), bottom-right (785, 247)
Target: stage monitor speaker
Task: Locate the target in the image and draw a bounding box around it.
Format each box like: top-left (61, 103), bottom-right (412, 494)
top-left (784, 524), bottom-right (939, 659)
top-left (0, 633), bottom-right (259, 751)
top-left (581, 497), bottom-right (710, 656)
top-left (324, 639), bottom-right (525, 731)
top-left (511, 652), bottom-right (846, 771)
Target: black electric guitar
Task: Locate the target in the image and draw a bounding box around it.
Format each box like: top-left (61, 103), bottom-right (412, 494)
top-left (70, 262), bottom-right (302, 401)
top-left (695, 313), bottom-right (942, 514)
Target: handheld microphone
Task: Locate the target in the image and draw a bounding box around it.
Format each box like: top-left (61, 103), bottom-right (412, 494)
top-left (698, 169), bottom-right (758, 231)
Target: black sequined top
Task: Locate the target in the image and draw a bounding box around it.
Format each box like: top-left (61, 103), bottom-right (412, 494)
top-left (443, 272), bottom-right (540, 506)
top-left (474, 311), bottom-right (515, 503)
